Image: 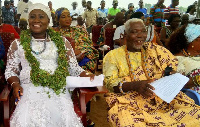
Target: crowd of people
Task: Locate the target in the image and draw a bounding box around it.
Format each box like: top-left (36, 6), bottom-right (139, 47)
top-left (1, 0), bottom-right (200, 126)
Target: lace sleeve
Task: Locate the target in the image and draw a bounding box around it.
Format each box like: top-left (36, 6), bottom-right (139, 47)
top-left (64, 37), bottom-right (84, 76)
top-left (5, 40), bottom-right (21, 80)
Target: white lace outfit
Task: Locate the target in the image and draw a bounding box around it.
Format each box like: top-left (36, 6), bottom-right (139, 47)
top-left (5, 37), bottom-right (84, 127)
top-left (176, 56), bottom-right (200, 93)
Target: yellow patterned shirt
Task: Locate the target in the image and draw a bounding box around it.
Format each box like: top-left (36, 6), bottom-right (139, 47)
top-left (103, 43), bottom-right (178, 92)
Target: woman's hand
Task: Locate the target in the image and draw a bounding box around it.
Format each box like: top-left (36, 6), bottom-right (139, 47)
top-left (85, 73), bottom-right (95, 81)
top-left (132, 79), bottom-right (155, 98)
top-left (79, 71), bottom-right (95, 81)
top-left (12, 83), bottom-right (23, 103)
top-left (75, 50), bottom-right (85, 62)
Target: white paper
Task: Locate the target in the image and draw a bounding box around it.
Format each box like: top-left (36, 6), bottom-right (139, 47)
top-left (150, 73), bottom-right (189, 103)
top-left (66, 74), bottom-right (104, 88)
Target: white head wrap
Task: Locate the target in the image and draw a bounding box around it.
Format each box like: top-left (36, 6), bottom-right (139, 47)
top-left (185, 24), bottom-right (200, 43)
top-left (28, 3), bottom-right (51, 20)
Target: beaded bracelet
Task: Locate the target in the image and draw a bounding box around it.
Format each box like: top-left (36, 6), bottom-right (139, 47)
top-left (192, 76), bottom-right (199, 87)
top-left (119, 81), bottom-right (129, 94)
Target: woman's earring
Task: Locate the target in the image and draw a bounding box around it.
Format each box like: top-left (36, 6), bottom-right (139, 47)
top-left (192, 45), bottom-right (194, 48)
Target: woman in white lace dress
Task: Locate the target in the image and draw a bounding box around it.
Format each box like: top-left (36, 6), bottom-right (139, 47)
top-left (168, 24), bottom-right (200, 93)
top-left (5, 3), bottom-right (94, 127)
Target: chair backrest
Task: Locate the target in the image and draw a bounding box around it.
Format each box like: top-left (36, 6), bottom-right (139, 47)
top-left (92, 25), bottom-right (103, 46)
top-left (104, 28), bottom-right (116, 50)
top-left (14, 26), bottom-right (21, 35)
top-left (181, 89), bottom-right (200, 106)
top-left (0, 32), bottom-right (15, 63)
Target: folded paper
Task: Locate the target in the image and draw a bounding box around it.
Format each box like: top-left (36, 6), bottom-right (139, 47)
top-left (66, 74), bottom-right (104, 88)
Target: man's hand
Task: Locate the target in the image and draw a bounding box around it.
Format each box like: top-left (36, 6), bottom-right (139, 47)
top-left (132, 79), bottom-right (155, 98)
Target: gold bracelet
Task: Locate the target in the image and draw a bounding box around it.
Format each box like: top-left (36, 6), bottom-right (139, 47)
top-left (10, 82), bottom-right (20, 86)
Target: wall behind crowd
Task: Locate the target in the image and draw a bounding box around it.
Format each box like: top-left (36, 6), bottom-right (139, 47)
top-left (8, 0), bottom-right (197, 11)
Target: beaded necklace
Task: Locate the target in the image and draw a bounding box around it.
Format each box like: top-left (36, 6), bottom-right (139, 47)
top-left (181, 49), bottom-right (200, 61)
top-left (124, 46), bottom-right (150, 81)
top-left (30, 35), bottom-right (47, 55)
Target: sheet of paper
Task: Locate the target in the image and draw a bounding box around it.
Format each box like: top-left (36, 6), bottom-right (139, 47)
top-left (66, 74), bottom-right (104, 88)
top-left (150, 73), bottom-right (189, 103)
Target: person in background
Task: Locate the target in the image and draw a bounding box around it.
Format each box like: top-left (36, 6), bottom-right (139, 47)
top-left (2, 0), bottom-right (15, 26)
top-left (82, 1), bottom-right (98, 34)
top-left (48, 1), bottom-right (55, 14)
top-left (97, 17), bottom-right (107, 25)
top-left (70, 2), bottom-right (79, 26)
top-left (125, 3), bottom-right (134, 21)
top-left (17, 0), bottom-right (33, 21)
top-left (150, 0), bottom-right (166, 27)
top-left (77, 16), bottom-right (85, 27)
top-left (48, 1), bottom-right (56, 27)
top-left (107, 0), bottom-right (120, 22)
top-left (121, 8), bottom-right (126, 15)
top-left (55, 8), bottom-right (99, 73)
top-left (181, 14), bottom-right (189, 25)
top-left (19, 18), bottom-right (28, 31)
top-left (79, 0), bottom-right (87, 16)
top-left (10, 0), bottom-right (18, 26)
top-left (168, 24), bottom-right (200, 94)
top-left (76, 16), bottom-right (87, 34)
top-left (160, 14), bottom-right (181, 47)
top-left (103, 18), bottom-right (200, 127)
top-left (186, 5), bottom-right (197, 23)
top-left (97, 12), bottom-right (125, 47)
top-left (164, 0), bottom-right (179, 26)
top-left (98, 0), bottom-right (108, 18)
top-left (105, 12), bottom-right (125, 30)
top-left (135, 0), bottom-right (147, 17)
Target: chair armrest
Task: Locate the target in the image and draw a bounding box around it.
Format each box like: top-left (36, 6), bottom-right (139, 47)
top-left (0, 84), bottom-right (11, 101)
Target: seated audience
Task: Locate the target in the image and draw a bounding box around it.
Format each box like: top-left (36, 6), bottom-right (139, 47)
top-left (160, 14), bottom-right (181, 47)
top-left (168, 24), bottom-right (200, 93)
top-left (103, 18), bottom-right (200, 127)
top-left (97, 12), bottom-right (125, 47)
top-left (55, 8), bottom-right (99, 73)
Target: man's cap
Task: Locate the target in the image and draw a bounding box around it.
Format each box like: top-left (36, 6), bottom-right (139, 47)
top-left (128, 3), bottom-right (134, 8)
top-left (72, 2), bottom-right (78, 6)
top-left (101, 0), bottom-right (105, 4)
top-left (4, 0), bottom-right (10, 6)
top-left (113, 0), bottom-right (118, 4)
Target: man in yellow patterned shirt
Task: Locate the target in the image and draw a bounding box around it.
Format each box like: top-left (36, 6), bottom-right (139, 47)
top-left (103, 18), bottom-right (200, 127)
